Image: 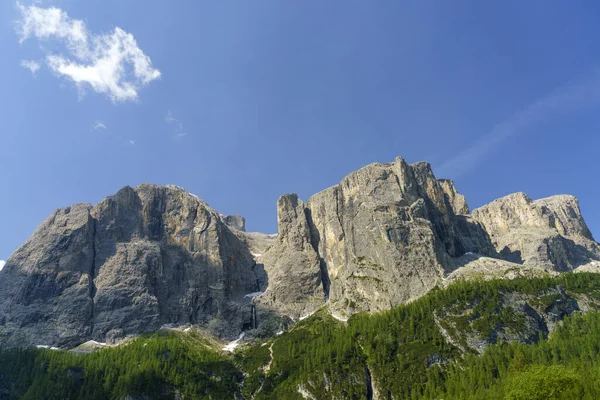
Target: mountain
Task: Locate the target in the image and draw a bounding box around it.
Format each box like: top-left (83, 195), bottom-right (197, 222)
top-left (0, 184), bottom-right (266, 348)
top-left (0, 157), bottom-right (598, 350)
top-left (257, 157), bottom-right (599, 320)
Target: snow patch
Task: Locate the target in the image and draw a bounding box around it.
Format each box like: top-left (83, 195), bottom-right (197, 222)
top-left (244, 291), bottom-right (263, 298)
top-left (0, 260), bottom-right (5, 271)
top-left (86, 340), bottom-right (107, 346)
top-left (276, 330), bottom-right (284, 336)
top-left (299, 310), bottom-right (316, 321)
top-left (36, 345), bottom-right (59, 351)
top-left (251, 253), bottom-right (262, 258)
top-left (330, 312), bottom-right (349, 322)
top-left (222, 332), bottom-right (245, 352)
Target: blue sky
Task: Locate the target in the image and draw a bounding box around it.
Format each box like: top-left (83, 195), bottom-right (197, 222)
top-left (1, 1), bottom-right (599, 262)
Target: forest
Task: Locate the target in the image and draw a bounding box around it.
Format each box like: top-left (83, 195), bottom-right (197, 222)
top-left (2, 273), bottom-right (600, 399)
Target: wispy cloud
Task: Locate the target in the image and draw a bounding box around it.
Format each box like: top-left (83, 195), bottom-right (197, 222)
top-left (20, 59), bottom-right (41, 75)
top-left (92, 120), bottom-right (107, 131)
top-left (128, 139), bottom-right (135, 146)
top-left (165, 110), bottom-right (186, 139)
top-left (15, 3), bottom-right (161, 102)
top-left (0, 260), bottom-right (5, 272)
top-left (437, 69), bottom-right (600, 178)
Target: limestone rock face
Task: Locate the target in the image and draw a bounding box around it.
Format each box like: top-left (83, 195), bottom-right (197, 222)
top-left (0, 204), bottom-right (95, 348)
top-left (257, 194), bottom-right (325, 319)
top-left (259, 157), bottom-right (496, 317)
top-left (471, 193), bottom-right (600, 270)
top-left (438, 179), bottom-right (470, 215)
top-left (0, 185), bottom-right (263, 348)
top-left (1, 156), bottom-right (598, 347)
top-left (224, 214), bottom-right (246, 232)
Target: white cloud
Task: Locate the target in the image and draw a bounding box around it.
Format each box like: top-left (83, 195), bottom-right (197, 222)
top-left (0, 260), bottom-right (5, 271)
top-left (20, 59), bottom-right (41, 75)
top-left (16, 4), bottom-right (161, 102)
top-left (165, 110), bottom-right (186, 138)
top-left (92, 120), bottom-right (107, 130)
top-left (128, 139), bottom-right (135, 145)
top-left (438, 69), bottom-right (600, 178)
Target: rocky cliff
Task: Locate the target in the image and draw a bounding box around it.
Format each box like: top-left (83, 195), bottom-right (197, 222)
top-left (258, 158), bottom-right (599, 319)
top-left (0, 185), bottom-right (264, 348)
top-left (471, 192), bottom-right (600, 270)
top-left (258, 157), bottom-right (499, 318)
top-left (0, 156), bottom-right (598, 348)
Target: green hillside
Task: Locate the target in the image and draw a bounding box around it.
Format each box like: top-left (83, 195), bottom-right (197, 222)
top-left (3, 273), bottom-right (600, 399)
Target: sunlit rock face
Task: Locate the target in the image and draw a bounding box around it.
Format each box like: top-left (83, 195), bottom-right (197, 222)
top-left (471, 192), bottom-right (600, 270)
top-left (0, 156), bottom-right (598, 348)
top-left (0, 185), bottom-right (263, 348)
top-left (259, 157), bottom-right (497, 318)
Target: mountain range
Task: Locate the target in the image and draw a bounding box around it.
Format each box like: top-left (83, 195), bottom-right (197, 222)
top-left (0, 156), bottom-right (598, 351)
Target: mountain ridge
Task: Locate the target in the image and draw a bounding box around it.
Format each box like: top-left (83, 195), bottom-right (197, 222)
top-left (0, 156), bottom-right (598, 349)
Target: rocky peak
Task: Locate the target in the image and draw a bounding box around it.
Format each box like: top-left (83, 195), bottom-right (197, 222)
top-left (0, 184), bottom-right (264, 348)
top-left (472, 192), bottom-right (599, 270)
top-left (259, 157), bottom-right (495, 317)
top-left (438, 179), bottom-right (470, 215)
top-left (535, 195), bottom-right (594, 240)
top-left (224, 214), bottom-right (246, 232)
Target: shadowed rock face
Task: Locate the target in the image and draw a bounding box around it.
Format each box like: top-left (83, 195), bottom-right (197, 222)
top-left (0, 157), bottom-right (598, 347)
top-left (0, 185), bottom-right (264, 348)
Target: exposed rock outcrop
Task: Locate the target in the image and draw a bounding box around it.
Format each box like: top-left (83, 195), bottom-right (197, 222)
top-left (0, 185), bottom-right (264, 348)
top-left (0, 156), bottom-right (598, 348)
top-left (259, 157), bottom-right (497, 317)
top-left (472, 193), bottom-right (600, 270)
top-left (258, 194), bottom-right (326, 319)
top-left (258, 158), bottom-right (599, 319)
top-left (224, 214), bottom-right (246, 232)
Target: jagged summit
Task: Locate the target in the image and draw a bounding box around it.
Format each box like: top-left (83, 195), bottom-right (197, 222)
top-left (0, 157), bottom-right (598, 348)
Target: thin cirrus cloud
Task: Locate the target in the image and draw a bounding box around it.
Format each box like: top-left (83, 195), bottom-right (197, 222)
top-left (92, 120), bottom-right (107, 131)
top-left (165, 110), bottom-right (186, 139)
top-left (437, 68), bottom-right (600, 178)
top-left (20, 59), bottom-right (41, 75)
top-left (15, 3), bottom-right (161, 102)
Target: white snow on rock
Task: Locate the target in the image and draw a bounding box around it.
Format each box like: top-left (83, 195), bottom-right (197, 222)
top-left (299, 310), bottom-right (317, 321)
top-left (222, 332), bottom-right (245, 352)
top-left (86, 340), bottom-right (107, 346)
top-left (330, 312), bottom-right (349, 322)
top-left (36, 345), bottom-right (59, 350)
top-left (276, 331), bottom-right (284, 336)
top-left (0, 260), bottom-right (5, 271)
top-left (244, 291), bottom-right (263, 298)
top-left (251, 253), bottom-right (262, 258)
